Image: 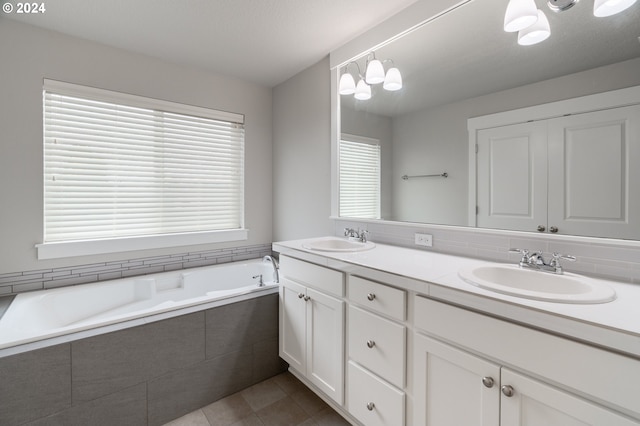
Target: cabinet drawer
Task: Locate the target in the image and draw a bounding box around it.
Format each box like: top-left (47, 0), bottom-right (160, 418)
top-left (280, 255), bottom-right (344, 297)
top-left (349, 305), bottom-right (406, 388)
top-left (348, 276), bottom-right (406, 321)
top-left (348, 361), bottom-right (405, 426)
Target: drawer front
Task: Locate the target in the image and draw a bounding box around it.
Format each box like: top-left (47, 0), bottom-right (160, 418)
top-left (348, 361), bottom-right (405, 426)
top-left (348, 305), bottom-right (406, 388)
top-left (348, 276), bottom-right (406, 321)
top-left (280, 255), bottom-right (344, 297)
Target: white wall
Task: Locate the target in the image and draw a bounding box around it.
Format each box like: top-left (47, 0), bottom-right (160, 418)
top-left (272, 57), bottom-right (333, 241)
top-left (0, 20), bottom-right (273, 274)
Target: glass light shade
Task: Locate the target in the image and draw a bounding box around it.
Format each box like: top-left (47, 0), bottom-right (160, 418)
top-left (594, 0), bottom-right (637, 16)
top-left (383, 67), bottom-right (403, 91)
top-left (354, 79), bottom-right (371, 100)
top-left (339, 72), bottom-right (356, 95)
top-left (518, 10), bottom-right (551, 46)
top-left (504, 0), bottom-right (539, 32)
top-left (365, 59), bottom-right (385, 84)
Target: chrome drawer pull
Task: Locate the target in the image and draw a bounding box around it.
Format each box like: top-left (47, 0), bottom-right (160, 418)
top-left (304, 295), bottom-right (310, 301)
top-left (501, 385), bottom-right (515, 397)
top-left (297, 293), bottom-right (304, 299)
top-left (367, 293), bottom-right (376, 301)
top-left (366, 402), bottom-right (375, 411)
top-left (482, 377), bottom-right (494, 388)
top-left (366, 340), bottom-right (376, 348)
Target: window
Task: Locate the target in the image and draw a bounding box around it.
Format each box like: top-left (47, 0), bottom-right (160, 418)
top-left (38, 80), bottom-right (246, 259)
top-left (339, 134), bottom-right (381, 219)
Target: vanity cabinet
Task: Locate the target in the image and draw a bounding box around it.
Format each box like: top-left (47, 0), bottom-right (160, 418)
top-left (278, 256), bottom-right (345, 404)
top-left (475, 103), bottom-right (640, 239)
top-left (414, 296), bottom-right (640, 425)
top-left (346, 276), bottom-right (407, 426)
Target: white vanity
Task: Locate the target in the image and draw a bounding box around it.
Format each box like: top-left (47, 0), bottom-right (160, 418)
top-left (273, 237), bottom-right (640, 426)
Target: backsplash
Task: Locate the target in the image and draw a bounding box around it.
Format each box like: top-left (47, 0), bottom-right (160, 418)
top-left (0, 244), bottom-right (272, 296)
top-left (335, 219), bottom-right (640, 285)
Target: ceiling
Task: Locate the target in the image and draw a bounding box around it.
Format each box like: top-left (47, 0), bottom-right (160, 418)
top-left (3, 0), bottom-right (422, 87)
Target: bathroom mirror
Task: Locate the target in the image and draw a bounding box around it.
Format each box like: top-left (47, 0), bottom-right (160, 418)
top-left (336, 0), bottom-right (640, 238)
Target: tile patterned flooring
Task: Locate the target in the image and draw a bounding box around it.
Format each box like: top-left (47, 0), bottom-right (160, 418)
top-left (163, 372), bottom-right (352, 426)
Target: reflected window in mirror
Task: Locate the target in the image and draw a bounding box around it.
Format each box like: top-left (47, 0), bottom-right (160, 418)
top-left (339, 134), bottom-right (381, 219)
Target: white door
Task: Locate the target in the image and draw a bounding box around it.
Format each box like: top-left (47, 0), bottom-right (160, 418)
top-left (279, 278), bottom-right (306, 372)
top-left (500, 368), bottom-right (639, 426)
top-left (306, 287), bottom-right (344, 404)
top-left (547, 104), bottom-right (640, 239)
top-left (414, 334), bottom-right (500, 426)
top-left (476, 121), bottom-right (548, 233)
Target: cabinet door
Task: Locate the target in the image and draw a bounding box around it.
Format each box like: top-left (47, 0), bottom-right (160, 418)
top-left (501, 369), bottom-right (639, 426)
top-left (414, 334), bottom-right (500, 426)
top-left (547, 104), bottom-right (640, 239)
top-left (279, 278), bottom-right (307, 372)
top-left (306, 287), bottom-right (344, 404)
top-left (476, 121), bottom-right (547, 232)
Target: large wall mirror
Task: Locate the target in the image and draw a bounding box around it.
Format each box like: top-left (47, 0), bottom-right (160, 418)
top-left (333, 0), bottom-right (640, 240)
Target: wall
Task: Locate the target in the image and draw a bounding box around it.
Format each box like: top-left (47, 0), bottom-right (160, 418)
top-left (0, 20), bottom-right (273, 282)
top-left (272, 57), bottom-right (333, 241)
top-left (0, 294), bottom-right (285, 426)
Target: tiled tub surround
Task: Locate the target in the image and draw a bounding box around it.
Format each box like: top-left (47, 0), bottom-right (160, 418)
top-left (0, 293), bottom-right (286, 426)
top-left (0, 243), bottom-right (272, 296)
top-left (0, 258), bottom-right (278, 351)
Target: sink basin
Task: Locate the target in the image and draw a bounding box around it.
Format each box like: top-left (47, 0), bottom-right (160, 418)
top-left (458, 264), bottom-right (616, 304)
top-left (302, 237), bottom-right (376, 252)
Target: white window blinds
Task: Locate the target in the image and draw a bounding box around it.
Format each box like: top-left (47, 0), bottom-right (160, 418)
top-left (43, 80), bottom-right (245, 243)
top-left (339, 134), bottom-right (381, 219)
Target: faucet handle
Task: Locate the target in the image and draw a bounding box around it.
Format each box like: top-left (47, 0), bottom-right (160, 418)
top-left (509, 248), bottom-right (529, 260)
top-left (550, 253), bottom-right (576, 264)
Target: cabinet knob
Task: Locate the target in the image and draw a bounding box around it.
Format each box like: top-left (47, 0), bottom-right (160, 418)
top-left (366, 340), bottom-right (376, 348)
top-left (550, 226), bottom-right (559, 233)
top-left (501, 385), bottom-right (515, 397)
top-left (297, 293), bottom-right (304, 299)
top-left (482, 376), bottom-right (494, 388)
top-left (367, 293), bottom-right (376, 301)
top-left (366, 402), bottom-right (375, 411)
top-left (303, 295), bottom-right (310, 301)
top-left (537, 225), bottom-right (546, 232)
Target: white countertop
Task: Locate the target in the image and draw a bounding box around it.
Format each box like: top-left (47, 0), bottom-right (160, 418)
top-left (273, 237), bottom-right (640, 358)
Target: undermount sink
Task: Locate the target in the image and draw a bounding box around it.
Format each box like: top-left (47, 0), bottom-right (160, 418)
top-left (458, 264), bottom-right (616, 304)
top-left (302, 237), bottom-right (376, 252)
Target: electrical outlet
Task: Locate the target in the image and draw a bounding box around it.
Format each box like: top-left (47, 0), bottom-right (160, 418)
top-left (414, 233), bottom-right (433, 247)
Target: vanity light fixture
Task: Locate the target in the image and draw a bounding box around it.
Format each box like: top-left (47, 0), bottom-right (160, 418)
top-left (505, 0), bottom-right (637, 46)
top-left (339, 52), bottom-right (403, 100)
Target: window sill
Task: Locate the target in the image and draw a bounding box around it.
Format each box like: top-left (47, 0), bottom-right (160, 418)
top-left (36, 229), bottom-right (249, 260)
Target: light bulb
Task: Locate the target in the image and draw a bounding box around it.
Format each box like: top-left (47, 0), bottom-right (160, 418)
top-left (339, 72), bottom-right (356, 95)
top-left (504, 0), bottom-right (539, 32)
top-left (594, 0), bottom-right (637, 16)
top-left (365, 59), bottom-right (385, 84)
top-left (518, 10), bottom-right (551, 45)
top-left (354, 79), bottom-right (371, 100)
top-left (383, 67), bottom-right (403, 91)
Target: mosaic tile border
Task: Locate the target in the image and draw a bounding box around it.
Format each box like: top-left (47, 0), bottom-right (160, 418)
top-left (0, 244), bottom-right (272, 296)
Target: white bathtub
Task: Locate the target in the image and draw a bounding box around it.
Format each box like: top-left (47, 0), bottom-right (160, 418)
top-left (0, 258), bottom-right (278, 351)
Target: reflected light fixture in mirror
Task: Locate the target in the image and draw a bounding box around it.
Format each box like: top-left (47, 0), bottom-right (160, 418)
top-left (594, 0), bottom-right (638, 16)
top-left (339, 52), bottom-right (403, 100)
top-left (504, 0), bottom-right (539, 31)
top-left (518, 9), bottom-right (551, 45)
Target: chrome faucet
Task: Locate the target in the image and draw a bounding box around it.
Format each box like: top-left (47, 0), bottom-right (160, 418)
top-left (509, 248), bottom-right (576, 274)
top-left (263, 255), bottom-right (279, 283)
top-left (343, 227), bottom-right (369, 243)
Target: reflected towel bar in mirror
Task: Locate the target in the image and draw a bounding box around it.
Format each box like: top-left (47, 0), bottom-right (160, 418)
top-left (401, 172), bottom-right (448, 180)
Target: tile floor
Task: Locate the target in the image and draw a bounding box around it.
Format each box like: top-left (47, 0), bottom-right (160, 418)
top-left (163, 372), bottom-right (352, 426)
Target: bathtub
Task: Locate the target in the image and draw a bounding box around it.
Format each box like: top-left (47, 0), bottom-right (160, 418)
top-left (0, 257), bottom-right (278, 352)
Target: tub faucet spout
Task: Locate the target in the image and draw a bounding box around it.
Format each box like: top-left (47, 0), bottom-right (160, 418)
top-left (263, 255), bottom-right (279, 283)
